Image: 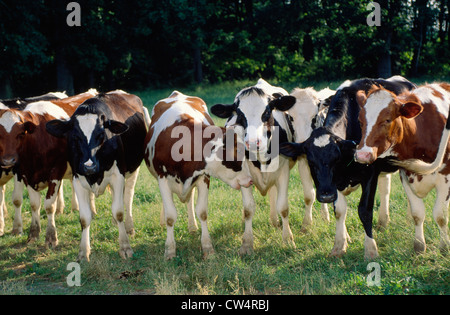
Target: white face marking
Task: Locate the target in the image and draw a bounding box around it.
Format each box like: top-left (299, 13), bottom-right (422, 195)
top-left (0, 111), bottom-right (21, 133)
top-left (77, 114), bottom-right (98, 142)
top-left (362, 90), bottom-right (393, 147)
top-left (84, 159), bottom-right (94, 167)
top-left (313, 134), bottom-right (330, 147)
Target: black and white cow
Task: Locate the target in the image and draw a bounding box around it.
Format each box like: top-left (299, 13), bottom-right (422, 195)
top-left (211, 79), bottom-right (299, 253)
top-left (279, 76), bottom-right (417, 259)
top-left (263, 87), bottom-right (336, 230)
top-left (46, 90), bottom-right (149, 261)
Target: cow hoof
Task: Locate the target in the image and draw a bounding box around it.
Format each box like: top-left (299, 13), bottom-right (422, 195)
top-left (270, 217), bottom-right (281, 228)
top-left (165, 251), bottom-right (176, 260)
top-left (202, 248), bottom-right (215, 260)
top-left (27, 235), bottom-right (39, 244)
top-left (119, 246), bottom-right (133, 259)
top-left (45, 236), bottom-right (59, 249)
top-left (239, 245), bottom-right (254, 256)
top-left (78, 251), bottom-right (90, 262)
top-left (12, 227), bottom-right (23, 236)
top-left (414, 240), bottom-right (426, 254)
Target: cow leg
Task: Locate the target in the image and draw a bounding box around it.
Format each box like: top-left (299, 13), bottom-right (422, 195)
top-left (55, 181), bottom-right (65, 215)
top-left (400, 171), bottom-right (426, 253)
top-left (195, 177), bottom-right (214, 258)
top-left (298, 158), bottom-right (313, 232)
top-left (276, 167), bottom-right (295, 247)
top-left (158, 178), bottom-right (177, 259)
top-left (358, 172), bottom-right (379, 260)
top-left (187, 188), bottom-right (198, 233)
top-left (0, 185), bottom-right (6, 236)
top-left (377, 173), bottom-right (391, 229)
top-left (239, 186), bottom-right (255, 255)
top-left (71, 180), bottom-right (79, 212)
top-left (434, 176), bottom-right (450, 252)
top-left (110, 173), bottom-right (133, 259)
top-left (330, 191), bottom-right (349, 257)
top-left (73, 178), bottom-right (93, 261)
top-left (44, 181), bottom-right (61, 248)
top-left (124, 167), bottom-right (139, 237)
top-left (27, 187), bottom-right (42, 244)
top-left (12, 177), bottom-right (24, 235)
top-left (268, 186), bottom-right (279, 227)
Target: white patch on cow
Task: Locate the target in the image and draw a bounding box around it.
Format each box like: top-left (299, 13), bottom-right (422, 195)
top-left (149, 92), bottom-right (211, 161)
top-left (77, 114), bottom-right (98, 143)
top-left (0, 103), bottom-right (7, 110)
top-left (0, 111), bottom-right (21, 133)
top-left (337, 80), bottom-right (352, 91)
top-left (415, 84), bottom-right (450, 117)
top-left (235, 80), bottom-right (289, 153)
top-left (313, 134), bottom-right (330, 147)
top-left (84, 159), bottom-right (94, 167)
top-left (48, 92), bottom-right (68, 99)
top-left (289, 88), bottom-right (320, 142)
top-left (362, 90), bottom-right (394, 147)
top-left (24, 101), bottom-right (70, 120)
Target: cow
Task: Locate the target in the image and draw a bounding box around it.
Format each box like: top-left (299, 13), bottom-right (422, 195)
top-left (263, 87), bottom-right (335, 231)
top-left (46, 90), bottom-right (149, 261)
top-left (279, 76), bottom-right (417, 259)
top-left (211, 79), bottom-right (298, 254)
top-left (144, 91), bottom-right (253, 259)
top-left (0, 91), bottom-right (68, 236)
top-left (355, 83), bottom-right (450, 253)
top-left (0, 90), bottom-right (97, 245)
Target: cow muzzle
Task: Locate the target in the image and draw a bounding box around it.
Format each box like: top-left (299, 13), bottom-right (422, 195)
top-left (355, 147), bottom-right (376, 165)
top-left (83, 159), bottom-right (97, 175)
top-left (1, 156), bottom-right (17, 169)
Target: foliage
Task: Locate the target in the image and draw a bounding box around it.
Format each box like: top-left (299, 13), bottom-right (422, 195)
top-left (1, 1), bottom-right (450, 97)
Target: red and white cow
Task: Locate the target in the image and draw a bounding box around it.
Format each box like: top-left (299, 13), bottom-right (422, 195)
top-left (355, 83), bottom-right (450, 253)
top-left (0, 90), bottom-right (98, 246)
top-left (145, 91), bottom-right (252, 259)
top-left (0, 92), bottom-right (69, 236)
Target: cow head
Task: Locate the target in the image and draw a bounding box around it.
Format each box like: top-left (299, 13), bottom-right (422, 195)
top-left (355, 87), bottom-right (423, 164)
top-left (0, 110), bottom-right (36, 168)
top-left (280, 128), bottom-right (357, 203)
top-left (206, 127), bottom-right (252, 190)
top-left (46, 101), bottom-right (128, 177)
top-left (210, 79), bottom-right (288, 155)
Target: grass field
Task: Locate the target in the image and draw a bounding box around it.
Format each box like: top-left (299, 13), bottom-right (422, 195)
top-left (0, 80), bottom-right (449, 295)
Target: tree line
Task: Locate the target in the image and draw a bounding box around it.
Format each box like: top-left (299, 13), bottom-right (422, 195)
top-left (1, 0), bottom-right (450, 98)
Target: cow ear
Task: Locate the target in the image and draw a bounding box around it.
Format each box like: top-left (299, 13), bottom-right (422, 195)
top-left (105, 120), bottom-right (129, 135)
top-left (279, 142), bottom-right (305, 159)
top-left (46, 120), bottom-right (71, 138)
top-left (400, 101), bottom-right (423, 119)
top-left (210, 104), bottom-right (236, 119)
top-left (269, 96), bottom-right (296, 111)
top-left (356, 90), bottom-right (367, 108)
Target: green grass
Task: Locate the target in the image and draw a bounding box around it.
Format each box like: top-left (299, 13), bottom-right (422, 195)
top-left (0, 81), bottom-right (449, 295)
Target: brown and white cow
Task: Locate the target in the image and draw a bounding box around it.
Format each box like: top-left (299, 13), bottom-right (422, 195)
top-left (355, 83), bottom-right (450, 253)
top-left (145, 91), bottom-right (253, 259)
top-left (0, 89), bottom-right (98, 246)
top-left (0, 92), bottom-right (69, 236)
